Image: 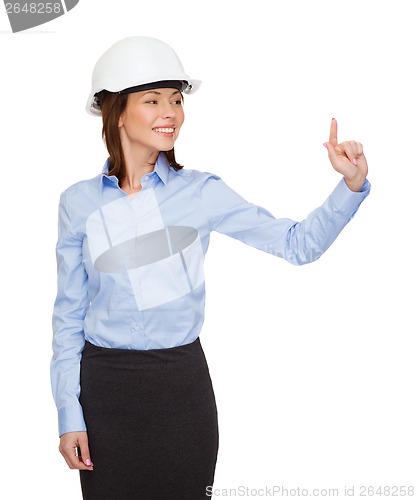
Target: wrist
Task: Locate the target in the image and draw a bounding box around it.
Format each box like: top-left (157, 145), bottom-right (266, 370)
top-left (344, 175), bottom-right (366, 192)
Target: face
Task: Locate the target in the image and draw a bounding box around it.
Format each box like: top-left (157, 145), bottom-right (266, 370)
top-left (118, 87), bottom-right (185, 156)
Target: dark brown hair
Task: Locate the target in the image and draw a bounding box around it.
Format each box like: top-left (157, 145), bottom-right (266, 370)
top-left (99, 90), bottom-right (184, 180)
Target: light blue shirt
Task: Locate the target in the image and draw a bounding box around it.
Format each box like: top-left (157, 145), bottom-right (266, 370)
top-left (51, 152), bottom-right (370, 436)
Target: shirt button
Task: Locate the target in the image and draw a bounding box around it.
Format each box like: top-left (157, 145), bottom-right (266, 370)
top-left (143, 175), bottom-right (149, 181)
top-left (133, 325), bottom-right (141, 331)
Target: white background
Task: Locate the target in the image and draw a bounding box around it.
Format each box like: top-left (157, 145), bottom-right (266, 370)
top-left (0, 0), bottom-right (415, 498)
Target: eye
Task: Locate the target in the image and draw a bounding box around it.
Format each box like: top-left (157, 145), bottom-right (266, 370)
top-left (172, 99), bottom-right (183, 105)
top-left (146, 100), bottom-right (158, 104)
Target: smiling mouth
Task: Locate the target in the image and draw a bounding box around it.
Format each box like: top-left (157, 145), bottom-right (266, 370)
top-left (153, 127), bottom-right (175, 133)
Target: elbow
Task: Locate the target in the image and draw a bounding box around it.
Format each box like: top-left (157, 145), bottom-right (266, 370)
top-left (284, 224), bottom-right (326, 266)
top-left (284, 243), bottom-right (325, 266)
top-left (288, 252), bottom-right (323, 266)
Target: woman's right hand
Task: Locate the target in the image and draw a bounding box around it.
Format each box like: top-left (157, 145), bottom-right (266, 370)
top-left (59, 431), bottom-right (94, 470)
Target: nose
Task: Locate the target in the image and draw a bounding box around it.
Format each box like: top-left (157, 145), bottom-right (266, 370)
top-left (160, 100), bottom-right (176, 119)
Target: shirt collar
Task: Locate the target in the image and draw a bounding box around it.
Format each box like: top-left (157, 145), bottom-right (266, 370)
top-left (100, 153), bottom-right (170, 191)
top-left (153, 153), bottom-right (170, 185)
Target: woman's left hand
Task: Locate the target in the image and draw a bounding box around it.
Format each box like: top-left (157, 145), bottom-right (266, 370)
top-left (324, 118), bottom-right (368, 192)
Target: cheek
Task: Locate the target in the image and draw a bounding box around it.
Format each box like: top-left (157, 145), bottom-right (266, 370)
top-left (124, 109), bottom-right (153, 132)
top-left (177, 109), bottom-right (185, 127)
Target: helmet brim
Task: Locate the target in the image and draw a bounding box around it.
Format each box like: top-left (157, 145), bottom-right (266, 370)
top-left (86, 78), bottom-right (201, 116)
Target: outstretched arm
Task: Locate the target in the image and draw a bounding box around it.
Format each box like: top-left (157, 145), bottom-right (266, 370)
top-left (199, 120), bottom-right (371, 265)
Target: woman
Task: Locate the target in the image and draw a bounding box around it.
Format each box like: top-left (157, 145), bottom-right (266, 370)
top-left (51, 36), bottom-right (370, 499)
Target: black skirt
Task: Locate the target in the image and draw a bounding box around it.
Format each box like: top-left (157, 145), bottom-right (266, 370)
top-left (79, 337), bottom-right (219, 500)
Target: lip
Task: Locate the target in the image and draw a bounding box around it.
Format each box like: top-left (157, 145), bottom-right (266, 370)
top-left (153, 125), bottom-right (176, 130)
top-left (152, 125), bottom-right (176, 137)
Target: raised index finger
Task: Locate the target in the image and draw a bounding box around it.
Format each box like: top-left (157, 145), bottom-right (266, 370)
top-left (329, 118), bottom-right (338, 146)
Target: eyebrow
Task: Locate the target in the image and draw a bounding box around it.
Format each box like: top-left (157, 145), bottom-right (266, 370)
top-left (142, 90), bottom-right (181, 97)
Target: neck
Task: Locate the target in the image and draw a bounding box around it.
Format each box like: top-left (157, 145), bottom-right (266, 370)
top-left (120, 147), bottom-right (159, 193)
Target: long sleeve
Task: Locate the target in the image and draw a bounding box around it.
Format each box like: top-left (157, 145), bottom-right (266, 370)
top-left (199, 174), bottom-right (370, 265)
top-left (51, 191), bottom-right (89, 437)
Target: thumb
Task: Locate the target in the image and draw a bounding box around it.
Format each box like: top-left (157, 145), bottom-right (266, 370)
top-left (78, 433), bottom-right (93, 468)
top-left (323, 142), bottom-right (337, 161)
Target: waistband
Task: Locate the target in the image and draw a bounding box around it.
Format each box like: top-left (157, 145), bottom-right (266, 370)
top-left (81, 336), bottom-right (202, 363)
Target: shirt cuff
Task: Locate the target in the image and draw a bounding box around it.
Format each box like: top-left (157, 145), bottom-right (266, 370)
top-left (330, 178), bottom-right (371, 214)
top-left (58, 404), bottom-right (87, 437)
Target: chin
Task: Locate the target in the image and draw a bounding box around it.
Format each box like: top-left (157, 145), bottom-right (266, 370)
top-left (156, 141), bottom-right (176, 152)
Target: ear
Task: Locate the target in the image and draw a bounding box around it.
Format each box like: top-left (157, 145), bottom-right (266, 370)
top-left (118, 94), bottom-right (131, 127)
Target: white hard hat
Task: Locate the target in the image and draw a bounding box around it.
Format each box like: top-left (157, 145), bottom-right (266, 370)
top-left (86, 36), bottom-right (201, 116)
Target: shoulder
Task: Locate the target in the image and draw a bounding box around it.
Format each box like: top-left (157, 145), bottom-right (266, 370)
top-left (173, 167), bottom-right (245, 208)
top-left (60, 174), bottom-right (102, 204)
top-left (171, 167), bottom-right (221, 186)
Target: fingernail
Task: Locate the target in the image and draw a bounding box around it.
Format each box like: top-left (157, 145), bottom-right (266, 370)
top-left (352, 158), bottom-right (357, 165)
top-left (85, 459), bottom-right (91, 466)
top-left (323, 143), bottom-right (328, 149)
top-left (332, 118), bottom-right (335, 121)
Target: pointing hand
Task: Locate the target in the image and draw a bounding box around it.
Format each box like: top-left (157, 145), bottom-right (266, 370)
top-left (324, 118), bottom-right (368, 192)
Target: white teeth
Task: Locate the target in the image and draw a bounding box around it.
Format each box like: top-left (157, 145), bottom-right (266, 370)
top-left (154, 128), bottom-right (174, 133)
